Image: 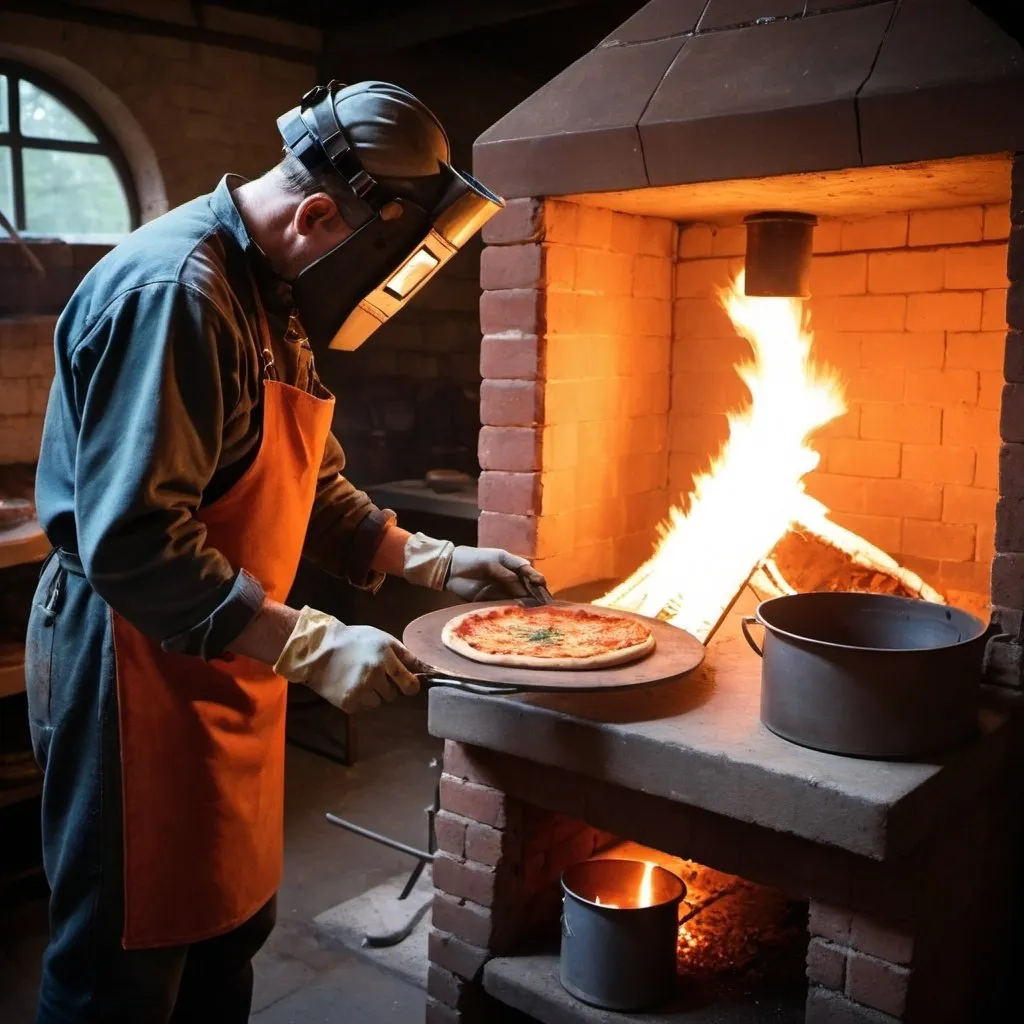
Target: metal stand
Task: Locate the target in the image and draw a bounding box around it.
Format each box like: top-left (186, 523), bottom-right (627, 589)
top-left (324, 771), bottom-right (440, 947)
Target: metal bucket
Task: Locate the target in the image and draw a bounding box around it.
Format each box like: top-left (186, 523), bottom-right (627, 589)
top-left (742, 592), bottom-right (990, 759)
top-left (560, 859), bottom-right (685, 1011)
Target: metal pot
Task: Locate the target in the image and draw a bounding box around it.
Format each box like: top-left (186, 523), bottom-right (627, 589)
top-left (741, 592), bottom-right (989, 759)
top-left (560, 859), bottom-right (685, 1011)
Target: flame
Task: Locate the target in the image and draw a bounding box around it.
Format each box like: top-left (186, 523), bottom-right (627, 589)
top-left (637, 860), bottom-right (656, 908)
top-left (598, 271), bottom-right (940, 636)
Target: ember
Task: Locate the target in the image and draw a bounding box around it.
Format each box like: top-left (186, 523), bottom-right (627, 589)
top-left (597, 272), bottom-right (941, 637)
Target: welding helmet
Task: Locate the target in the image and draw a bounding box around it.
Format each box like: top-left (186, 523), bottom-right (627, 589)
top-left (277, 80), bottom-right (504, 352)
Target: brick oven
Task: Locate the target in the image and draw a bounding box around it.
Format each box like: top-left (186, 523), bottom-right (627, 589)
top-left (424, 2), bottom-right (1024, 1023)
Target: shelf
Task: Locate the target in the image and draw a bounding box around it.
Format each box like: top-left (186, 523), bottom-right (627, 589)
top-left (0, 657), bottom-right (25, 700)
top-left (0, 519), bottom-right (49, 569)
top-left (483, 952), bottom-right (805, 1024)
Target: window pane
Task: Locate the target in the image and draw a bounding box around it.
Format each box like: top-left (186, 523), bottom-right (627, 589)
top-left (19, 79), bottom-right (97, 142)
top-left (0, 76), bottom-right (8, 133)
top-left (0, 147), bottom-right (13, 224)
top-left (24, 149), bottom-right (130, 236)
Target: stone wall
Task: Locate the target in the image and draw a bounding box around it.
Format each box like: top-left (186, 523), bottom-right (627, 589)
top-left (0, 1), bottom-right (319, 466)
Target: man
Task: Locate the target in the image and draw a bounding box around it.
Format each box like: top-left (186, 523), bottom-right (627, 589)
top-left (26, 80), bottom-right (543, 1023)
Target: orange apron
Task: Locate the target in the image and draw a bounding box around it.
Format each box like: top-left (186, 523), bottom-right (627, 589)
top-left (111, 319), bottom-right (334, 948)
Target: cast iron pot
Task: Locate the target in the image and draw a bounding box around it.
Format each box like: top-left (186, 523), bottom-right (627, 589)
top-left (741, 592), bottom-right (990, 759)
top-left (560, 859), bottom-right (685, 1011)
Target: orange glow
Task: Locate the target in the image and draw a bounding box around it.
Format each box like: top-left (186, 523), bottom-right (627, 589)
top-left (597, 271), bottom-right (940, 636)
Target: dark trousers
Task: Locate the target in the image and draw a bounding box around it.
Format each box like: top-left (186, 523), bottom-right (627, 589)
top-left (26, 556), bottom-right (276, 1023)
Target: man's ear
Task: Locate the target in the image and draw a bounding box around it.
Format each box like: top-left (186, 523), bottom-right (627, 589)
top-left (295, 193), bottom-right (344, 236)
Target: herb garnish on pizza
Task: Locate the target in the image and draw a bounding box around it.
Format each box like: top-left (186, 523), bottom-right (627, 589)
top-left (441, 604), bottom-right (656, 670)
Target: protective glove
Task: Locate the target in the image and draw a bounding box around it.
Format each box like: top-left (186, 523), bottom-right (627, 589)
top-left (273, 606), bottom-right (427, 713)
top-left (402, 533), bottom-right (548, 602)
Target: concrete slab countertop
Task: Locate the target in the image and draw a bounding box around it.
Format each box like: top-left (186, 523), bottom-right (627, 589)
top-left (429, 614), bottom-right (1021, 862)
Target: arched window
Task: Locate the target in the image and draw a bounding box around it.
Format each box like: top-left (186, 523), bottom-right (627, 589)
top-left (0, 62), bottom-right (138, 239)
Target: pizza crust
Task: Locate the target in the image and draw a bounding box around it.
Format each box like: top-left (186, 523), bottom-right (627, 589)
top-left (441, 606), bottom-right (656, 671)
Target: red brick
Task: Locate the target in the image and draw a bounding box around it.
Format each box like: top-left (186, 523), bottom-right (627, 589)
top-left (542, 423), bottom-right (578, 471)
top-left (845, 951), bottom-right (909, 1017)
top-left (545, 243), bottom-right (575, 290)
top-left (710, 224), bottom-right (745, 256)
top-left (996, 496), bottom-right (1024, 552)
top-left (678, 224), bottom-right (714, 258)
top-left (478, 426), bottom-right (539, 472)
top-left (1001, 383), bottom-right (1024, 441)
top-left (477, 471), bottom-right (540, 516)
top-left (479, 243), bottom-right (542, 290)
top-left (675, 256), bottom-right (736, 298)
top-left (435, 812), bottom-right (468, 858)
top-left (834, 295), bottom-right (907, 331)
top-left (476, 511), bottom-right (537, 558)
top-left (980, 370), bottom-right (1003, 410)
top-left (942, 406), bottom-right (998, 446)
top-left (428, 964), bottom-right (476, 1011)
top-left (984, 203), bottom-right (1011, 241)
top-left (637, 216), bottom-right (674, 257)
top-left (1010, 223), bottom-right (1024, 281)
top-left (944, 243), bottom-right (1008, 290)
top-left (425, 995), bottom-right (459, 1024)
top-left (439, 774), bottom-right (511, 828)
top-left (466, 823), bottom-right (505, 867)
top-left (480, 379), bottom-right (541, 427)
top-left (807, 937), bottom-right (848, 991)
top-left (443, 742), bottom-right (501, 787)
top-left (902, 445), bottom-right (975, 484)
top-left (828, 439), bottom-right (901, 478)
top-left (609, 212), bottom-right (640, 254)
top-left (432, 852), bottom-right (498, 908)
top-left (846, 368), bottom-right (906, 403)
top-left (864, 479), bottom-right (942, 520)
top-left (805, 473), bottom-right (866, 513)
top-left (942, 485), bottom-right (997, 526)
top-left (850, 915), bottom-right (913, 966)
top-left (806, 987), bottom-right (899, 1024)
top-left (977, 521), bottom-right (996, 562)
top-left (811, 253), bottom-right (868, 296)
top-left (904, 369), bottom-right (978, 406)
top-left (946, 330), bottom-right (1004, 370)
top-left (1010, 281), bottom-right (1024, 331)
top-left (575, 248), bottom-right (632, 295)
top-left (860, 403), bottom-right (940, 444)
top-left (577, 205), bottom-right (613, 250)
top-left (674, 297), bottom-right (734, 336)
top-left (981, 287), bottom-right (1008, 329)
top-left (1005, 331), bottom-right (1024, 381)
top-left (633, 254), bottom-right (672, 299)
top-left (482, 198), bottom-right (542, 245)
top-left (836, 513), bottom-right (902, 553)
top-left (544, 200), bottom-right (578, 244)
top-left (428, 928), bottom-right (489, 981)
top-left (479, 289), bottom-right (543, 335)
top-left (867, 249), bottom-right (943, 293)
top-left (992, 552), bottom-right (1024, 605)
top-left (809, 902), bottom-right (852, 942)
top-left (841, 214), bottom-right (908, 251)
top-left (1000, 443), bottom-right (1024, 497)
top-left (859, 331), bottom-right (944, 368)
top-left (902, 520), bottom-right (976, 561)
top-left (906, 291), bottom-right (982, 332)
top-left (432, 891), bottom-right (497, 949)
top-left (480, 334), bottom-right (539, 380)
top-left (908, 206), bottom-right (983, 246)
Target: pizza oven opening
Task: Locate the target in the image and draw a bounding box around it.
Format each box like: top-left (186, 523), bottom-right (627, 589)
top-left (424, 5), bottom-right (1024, 1024)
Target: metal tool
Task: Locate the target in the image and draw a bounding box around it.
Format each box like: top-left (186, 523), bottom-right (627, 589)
top-left (517, 566), bottom-right (556, 606)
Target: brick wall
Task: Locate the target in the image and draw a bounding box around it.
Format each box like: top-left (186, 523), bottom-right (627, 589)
top-left (0, 317), bottom-right (55, 464)
top-left (476, 198), bottom-right (675, 591)
top-left (673, 203), bottom-right (1009, 617)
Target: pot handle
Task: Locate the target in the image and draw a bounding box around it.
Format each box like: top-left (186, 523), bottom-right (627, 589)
top-left (740, 616), bottom-right (764, 657)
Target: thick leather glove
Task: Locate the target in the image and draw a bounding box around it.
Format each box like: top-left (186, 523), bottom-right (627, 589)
top-left (273, 606), bottom-right (426, 713)
top-left (402, 533), bottom-right (547, 601)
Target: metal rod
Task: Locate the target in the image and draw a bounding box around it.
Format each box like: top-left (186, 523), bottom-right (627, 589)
top-left (324, 813), bottom-right (435, 862)
top-left (0, 207), bottom-right (45, 276)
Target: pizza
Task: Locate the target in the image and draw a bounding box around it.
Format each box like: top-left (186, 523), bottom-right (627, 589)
top-left (441, 604), bottom-right (655, 670)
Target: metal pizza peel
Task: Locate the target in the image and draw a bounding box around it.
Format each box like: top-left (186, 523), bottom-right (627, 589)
top-left (403, 598), bottom-right (705, 696)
